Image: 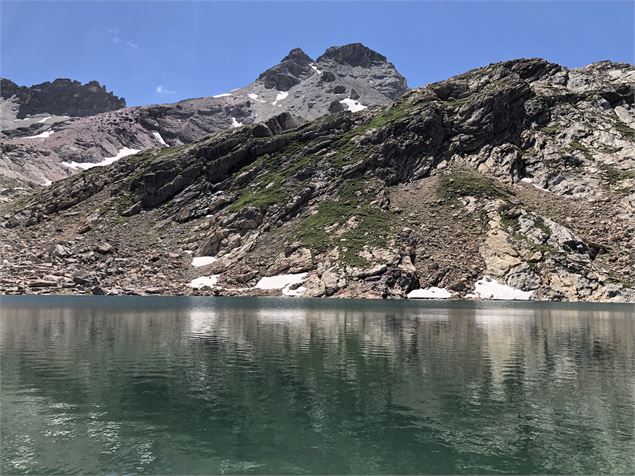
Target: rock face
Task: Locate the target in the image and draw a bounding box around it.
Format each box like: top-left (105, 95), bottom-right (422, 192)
top-left (0, 58), bottom-right (633, 302)
top-left (0, 43), bottom-right (407, 189)
top-left (0, 78), bottom-right (125, 118)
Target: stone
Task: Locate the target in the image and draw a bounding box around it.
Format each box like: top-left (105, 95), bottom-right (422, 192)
top-left (95, 243), bottom-right (113, 254)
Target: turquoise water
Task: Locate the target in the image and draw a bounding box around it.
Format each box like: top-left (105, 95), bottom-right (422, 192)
top-left (1, 296), bottom-right (634, 474)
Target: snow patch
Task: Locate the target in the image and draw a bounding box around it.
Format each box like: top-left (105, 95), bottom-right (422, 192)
top-left (340, 98), bottom-right (367, 113)
top-left (407, 287), bottom-right (453, 299)
top-left (61, 147), bottom-right (140, 170)
top-left (467, 276), bottom-right (533, 301)
top-left (152, 130), bottom-right (168, 146)
top-left (188, 275), bottom-right (219, 289)
top-left (310, 63), bottom-right (322, 74)
top-left (192, 256), bottom-right (217, 268)
top-left (41, 179), bottom-right (52, 186)
top-left (272, 91), bottom-right (288, 105)
top-left (231, 117), bottom-right (243, 128)
top-left (212, 92), bottom-right (231, 98)
top-left (37, 116), bottom-right (51, 123)
top-left (255, 273), bottom-right (307, 295)
top-left (521, 177), bottom-right (549, 192)
top-left (25, 129), bottom-right (54, 139)
top-left (247, 93), bottom-right (265, 103)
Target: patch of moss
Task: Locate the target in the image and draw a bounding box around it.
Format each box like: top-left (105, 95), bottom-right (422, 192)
top-left (615, 120), bottom-right (635, 139)
top-left (229, 143), bottom-right (322, 211)
top-left (568, 141), bottom-right (594, 161)
top-left (115, 191), bottom-right (136, 215)
top-left (540, 126), bottom-right (560, 135)
top-left (602, 164), bottom-right (635, 183)
top-left (297, 180), bottom-right (397, 266)
top-left (533, 215), bottom-right (552, 238)
top-left (438, 168), bottom-right (513, 204)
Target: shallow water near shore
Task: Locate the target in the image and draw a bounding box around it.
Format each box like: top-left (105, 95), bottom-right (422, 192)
top-left (1, 296), bottom-right (634, 474)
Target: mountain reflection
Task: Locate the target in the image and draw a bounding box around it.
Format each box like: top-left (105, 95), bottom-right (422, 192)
top-left (1, 297), bottom-right (634, 474)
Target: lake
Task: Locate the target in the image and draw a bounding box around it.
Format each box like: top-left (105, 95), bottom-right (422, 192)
top-left (1, 296), bottom-right (634, 474)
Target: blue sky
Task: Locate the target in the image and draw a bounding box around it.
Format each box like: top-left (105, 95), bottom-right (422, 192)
top-left (1, 1), bottom-right (633, 106)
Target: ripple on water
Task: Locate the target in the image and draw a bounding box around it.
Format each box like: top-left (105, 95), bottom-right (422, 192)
top-left (1, 297), bottom-right (633, 475)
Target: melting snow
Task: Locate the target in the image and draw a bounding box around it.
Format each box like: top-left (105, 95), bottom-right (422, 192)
top-left (467, 276), bottom-right (533, 301)
top-left (255, 273), bottom-right (308, 295)
top-left (247, 93), bottom-right (266, 103)
top-left (188, 275), bottom-right (219, 289)
top-left (212, 92), bottom-right (231, 98)
top-left (521, 177), bottom-right (549, 192)
top-left (231, 117), bottom-right (243, 128)
top-left (192, 256), bottom-right (217, 268)
top-left (272, 91), bottom-right (289, 105)
top-left (407, 287), bottom-right (453, 299)
top-left (25, 129), bottom-right (55, 139)
top-left (61, 147), bottom-right (140, 170)
top-left (310, 63), bottom-right (322, 74)
top-left (37, 116), bottom-right (51, 123)
top-left (152, 130), bottom-right (168, 146)
top-left (340, 98), bottom-right (367, 113)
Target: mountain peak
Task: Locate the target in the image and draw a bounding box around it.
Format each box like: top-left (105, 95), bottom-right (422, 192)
top-left (257, 47), bottom-right (315, 91)
top-left (317, 43), bottom-right (388, 67)
top-left (281, 48), bottom-right (313, 64)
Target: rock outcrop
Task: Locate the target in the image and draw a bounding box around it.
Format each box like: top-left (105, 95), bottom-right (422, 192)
top-left (0, 78), bottom-right (125, 118)
top-left (0, 58), bottom-right (633, 302)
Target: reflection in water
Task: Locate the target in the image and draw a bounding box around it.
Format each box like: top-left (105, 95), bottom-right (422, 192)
top-left (1, 297), bottom-right (634, 474)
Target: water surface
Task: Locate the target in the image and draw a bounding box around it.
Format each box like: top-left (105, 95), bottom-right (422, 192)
top-left (1, 297), bottom-right (634, 474)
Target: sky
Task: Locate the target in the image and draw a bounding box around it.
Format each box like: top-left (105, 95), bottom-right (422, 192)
top-left (1, 1), bottom-right (633, 107)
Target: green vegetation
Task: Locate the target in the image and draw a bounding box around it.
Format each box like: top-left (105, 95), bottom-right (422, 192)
top-left (615, 120), bottom-right (635, 139)
top-left (601, 164), bottom-right (635, 184)
top-left (363, 99), bottom-right (412, 130)
top-left (569, 141), bottom-right (594, 161)
top-left (115, 191), bottom-right (136, 215)
top-left (229, 139), bottom-right (321, 211)
top-left (438, 168), bottom-right (513, 204)
top-left (296, 180), bottom-right (397, 266)
top-left (532, 215), bottom-right (552, 238)
top-left (540, 126), bottom-right (560, 135)
top-left (499, 208), bottom-right (521, 231)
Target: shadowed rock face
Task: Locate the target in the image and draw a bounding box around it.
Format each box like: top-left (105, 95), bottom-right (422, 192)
top-left (0, 78), bottom-right (125, 118)
top-left (317, 43), bottom-right (388, 67)
top-left (1, 58), bottom-right (633, 302)
top-left (0, 43), bottom-right (407, 188)
top-left (257, 48), bottom-right (314, 90)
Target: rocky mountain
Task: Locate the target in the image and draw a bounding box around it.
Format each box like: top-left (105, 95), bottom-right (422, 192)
top-left (0, 43), bottom-right (407, 188)
top-left (0, 78), bottom-right (125, 119)
top-left (1, 58), bottom-right (633, 302)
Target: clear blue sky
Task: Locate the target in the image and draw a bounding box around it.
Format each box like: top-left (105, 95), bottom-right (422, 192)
top-left (1, 1), bottom-right (633, 106)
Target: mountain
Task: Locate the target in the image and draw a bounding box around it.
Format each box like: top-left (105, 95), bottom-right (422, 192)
top-left (0, 43), bottom-right (407, 188)
top-left (1, 58), bottom-right (633, 302)
top-left (0, 77), bottom-right (125, 119)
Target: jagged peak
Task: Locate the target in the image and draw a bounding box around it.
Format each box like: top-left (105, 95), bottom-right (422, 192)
top-left (317, 43), bottom-right (388, 67)
top-left (281, 48), bottom-right (313, 64)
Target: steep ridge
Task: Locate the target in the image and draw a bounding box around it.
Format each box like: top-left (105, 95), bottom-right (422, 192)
top-left (0, 77), bottom-right (125, 119)
top-left (0, 43), bottom-right (407, 188)
top-left (1, 58), bottom-right (633, 301)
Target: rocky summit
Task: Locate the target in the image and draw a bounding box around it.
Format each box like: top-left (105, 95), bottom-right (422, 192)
top-left (0, 43), bottom-right (407, 189)
top-left (0, 58), bottom-right (634, 302)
